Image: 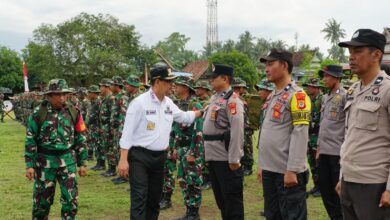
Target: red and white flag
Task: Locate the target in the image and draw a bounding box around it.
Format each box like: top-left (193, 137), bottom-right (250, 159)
top-left (23, 61), bottom-right (29, 92)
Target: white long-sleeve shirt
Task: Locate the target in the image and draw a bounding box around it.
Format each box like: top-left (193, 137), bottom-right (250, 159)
top-left (120, 89), bottom-right (196, 151)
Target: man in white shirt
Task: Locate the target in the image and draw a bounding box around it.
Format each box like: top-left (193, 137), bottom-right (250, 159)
top-left (118, 64), bottom-right (202, 220)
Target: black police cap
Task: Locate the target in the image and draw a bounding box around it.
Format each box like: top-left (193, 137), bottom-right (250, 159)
top-left (260, 48), bottom-right (293, 67)
top-left (338, 29), bottom-right (386, 53)
top-left (210, 64), bottom-right (234, 78)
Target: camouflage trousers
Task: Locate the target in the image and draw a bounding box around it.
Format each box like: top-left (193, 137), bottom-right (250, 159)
top-left (162, 158), bottom-right (177, 194)
top-left (88, 126), bottom-right (100, 159)
top-left (32, 164), bottom-right (78, 220)
top-left (107, 133), bottom-right (120, 166)
top-left (241, 129), bottom-right (254, 169)
top-left (177, 148), bottom-right (203, 208)
top-left (308, 135), bottom-right (319, 187)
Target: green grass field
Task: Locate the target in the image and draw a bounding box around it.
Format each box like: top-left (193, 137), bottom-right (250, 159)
top-left (0, 114), bottom-right (328, 219)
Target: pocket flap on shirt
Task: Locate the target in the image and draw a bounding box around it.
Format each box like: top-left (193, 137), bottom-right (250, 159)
top-left (356, 102), bottom-right (381, 112)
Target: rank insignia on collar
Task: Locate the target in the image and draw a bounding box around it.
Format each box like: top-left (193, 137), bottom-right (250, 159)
top-left (347, 88), bottom-right (354, 95)
top-left (372, 87), bottom-right (380, 95)
top-left (375, 77), bottom-right (383, 85)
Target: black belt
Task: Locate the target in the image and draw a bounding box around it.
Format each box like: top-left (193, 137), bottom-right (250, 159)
top-left (38, 148), bottom-right (71, 156)
top-left (131, 146), bottom-right (167, 156)
top-left (203, 134), bottom-right (224, 141)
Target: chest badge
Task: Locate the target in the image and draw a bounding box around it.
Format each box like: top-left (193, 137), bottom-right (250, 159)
top-left (147, 121), bottom-right (155, 130)
top-left (372, 87), bottom-right (380, 95)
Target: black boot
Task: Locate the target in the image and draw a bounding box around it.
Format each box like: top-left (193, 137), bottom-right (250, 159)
top-left (243, 166), bottom-right (253, 176)
top-left (112, 176), bottom-right (128, 185)
top-left (175, 207), bottom-right (200, 220)
top-left (101, 165), bottom-right (117, 177)
top-left (91, 160), bottom-right (105, 171)
top-left (159, 192), bottom-right (172, 210)
top-left (187, 207), bottom-right (200, 220)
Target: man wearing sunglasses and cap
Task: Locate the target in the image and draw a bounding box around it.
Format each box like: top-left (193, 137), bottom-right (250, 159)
top-left (258, 48), bottom-right (311, 220)
top-left (335, 29), bottom-right (390, 219)
top-left (117, 64), bottom-right (202, 220)
top-left (316, 65), bottom-right (346, 220)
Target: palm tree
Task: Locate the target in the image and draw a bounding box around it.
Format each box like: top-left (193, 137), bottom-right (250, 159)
top-left (321, 18), bottom-right (346, 44)
top-left (321, 18), bottom-right (347, 62)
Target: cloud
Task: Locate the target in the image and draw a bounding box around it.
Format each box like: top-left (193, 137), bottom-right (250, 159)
top-left (0, 0), bottom-right (389, 56)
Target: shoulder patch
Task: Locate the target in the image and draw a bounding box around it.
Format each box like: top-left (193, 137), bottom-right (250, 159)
top-left (290, 91), bottom-right (311, 125)
top-left (228, 102), bottom-right (237, 115)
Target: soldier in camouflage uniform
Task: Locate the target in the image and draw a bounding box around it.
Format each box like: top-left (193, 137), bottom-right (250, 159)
top-left (303, 78), bottom-right (323, 197)
top-left (68, 88), bottom-right (80, 109)
top-left (24, 79), bottom-right (87, 220)
top-left (91, 78), bottom-right (113, 171)
top-left (194, 81), bottom-right (212, 190)
top-left (173, 76), bottom-right (204, 220)
top-left (87, 85), bottom-right (101, 161)
top-left (233, 77), bottom-right (254, 176)
top-left (77, 87), bottom-right (90, 125)
top-left (0, 93), bottom-right (5, 122)
top-left (105, 76), bottom-right (129, 181)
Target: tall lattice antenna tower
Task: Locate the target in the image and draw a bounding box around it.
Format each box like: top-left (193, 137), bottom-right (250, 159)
top-left (206, 0), bottom-right (218, 46)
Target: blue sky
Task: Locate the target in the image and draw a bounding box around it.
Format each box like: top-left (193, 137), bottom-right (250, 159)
top-left (0, 0), bottom-right (389, 55)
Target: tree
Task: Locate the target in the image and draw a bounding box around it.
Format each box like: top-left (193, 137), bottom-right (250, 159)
top-left (154, 32), bottom-right (198, 69)
top-left (321, 18), bottom-right (347, 62)
top-left (0, 46), bottom-right (23, 92)
top-left (23, 13), bottom-right (156, 87)
top-left (209, 51), bottom-right (259, 87)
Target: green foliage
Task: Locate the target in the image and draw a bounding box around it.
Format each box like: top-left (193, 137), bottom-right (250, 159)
top-left (22, 12), bottom-right (158, 87)
top-left (209, 51), bottom-right (259, 88)
top-left (321, 18), bottom-right (347, 62)
top-left (0, 46), bottom-right (23, 92)
top-left (154, 32), bottom-right (198, 69)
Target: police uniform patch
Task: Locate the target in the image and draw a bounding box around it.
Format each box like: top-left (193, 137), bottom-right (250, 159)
top-left (295, 92), bottom-right (307, 110)
top-left (228, 102), bottom-right (237, 115)
top-left (281, 92), bottom-right (289, 100)
top-left (272, 110), bottom-right (281, 119)
top-left (372, 87), bottom-right (379, 95)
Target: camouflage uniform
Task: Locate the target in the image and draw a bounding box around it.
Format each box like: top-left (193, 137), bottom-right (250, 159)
top-left (174, 77), bottom-right (204, 219)
top-left (304, 78), bottom-right (323, 194)
top-left (233, 77), bottom-right (254, 175)
top-left (194, 81), bottom-right (212, 189)
top-left (24, 79), bottom-right (87, 220)
top-left (96, 79), bottom-right (114, 170)
top-left (107, 76), bottom-right (129, 172)
top-left (87, 85), bottom-right (101, 160)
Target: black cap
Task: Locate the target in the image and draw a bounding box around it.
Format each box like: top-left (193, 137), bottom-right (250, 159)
top-left (260, 48), bottom-right (293, 67)
top-left (319, 64), bottom-right (344, 78)
top-left (338, 29), bottom-right (386, 53)
top-left (381, 64), bottom-right (390, 75)
top-left (150, 64), bottom-right (177, 81)
top-left (210, 64), bottom-right (234, 78)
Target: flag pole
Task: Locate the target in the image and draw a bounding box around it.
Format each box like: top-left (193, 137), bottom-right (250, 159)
top-left (23, 61), bottom-right (29, 92)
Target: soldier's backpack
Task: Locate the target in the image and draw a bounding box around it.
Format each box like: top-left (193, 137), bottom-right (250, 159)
top-left (35, 100), bottom-right (78, 135)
